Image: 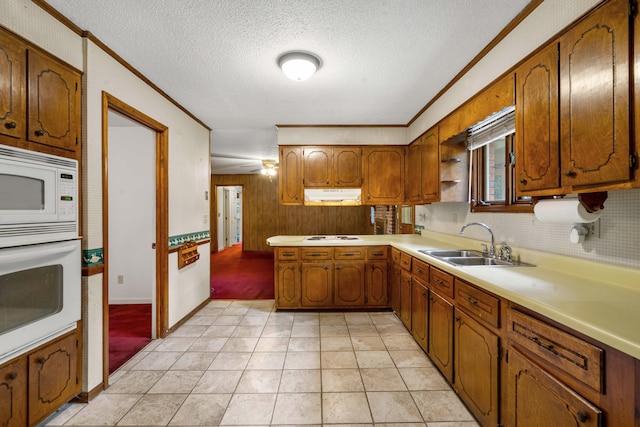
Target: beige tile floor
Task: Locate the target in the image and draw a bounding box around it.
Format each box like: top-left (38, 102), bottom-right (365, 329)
top-left (43, 299), bottom-right (479, 427)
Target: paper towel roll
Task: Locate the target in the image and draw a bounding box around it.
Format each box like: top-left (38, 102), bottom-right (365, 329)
top-left (534, 198), bottom-right (603, 223)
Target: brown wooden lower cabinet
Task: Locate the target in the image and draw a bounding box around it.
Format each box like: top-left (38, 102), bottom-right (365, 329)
top-left (454, 308), bottom-right (500, 427)
top-left (0, 329), bottom-right (79, 427)
top-left (0, 357), bottom-right (27, 427)
top-left (276, 262), bottom-right (300, 308)
top-left (505, 346), bottom-right (602, 427)
top-left (365, 261), bottom-right (388, 307)
top-left (410, 277), bottom-right (428, 351)
top-left (390, 263), bottom-right (401, 314)
top-left (399, 270), bottom-right (412, 329)
top-left (428, 290), bottom-right (453, 382)
top-left (334, 261), bottom-right (365, 307)
top-left (301, 262), bottom-right (333, 307)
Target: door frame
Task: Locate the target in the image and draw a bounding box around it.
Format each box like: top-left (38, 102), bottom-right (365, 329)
top-left (101, 92), bottom-right (169, 385)
top-left (211, 184), bottom-right (244, 252)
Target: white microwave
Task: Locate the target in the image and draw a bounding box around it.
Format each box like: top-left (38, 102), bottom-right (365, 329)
top-left (0, 145), bottom-right (78, 248)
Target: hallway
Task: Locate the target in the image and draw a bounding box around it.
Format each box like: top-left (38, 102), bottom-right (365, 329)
top-left (43, 299), bottom-right (477, 426)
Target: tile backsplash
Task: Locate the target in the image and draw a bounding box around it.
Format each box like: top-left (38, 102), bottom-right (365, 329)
top-left (415, 188), bottom-right (640, 269)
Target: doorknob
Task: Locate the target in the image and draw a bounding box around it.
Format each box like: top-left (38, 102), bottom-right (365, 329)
top-left (151, 243), bottom-right (156, 249)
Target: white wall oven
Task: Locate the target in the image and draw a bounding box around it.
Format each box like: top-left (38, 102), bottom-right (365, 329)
top-left (0, 145), bottom-right (81, 365)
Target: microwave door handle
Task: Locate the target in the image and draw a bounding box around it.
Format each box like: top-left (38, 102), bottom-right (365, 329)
top-left (0, 241), bottom-right (78, 263)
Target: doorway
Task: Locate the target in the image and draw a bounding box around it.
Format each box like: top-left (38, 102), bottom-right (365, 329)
top-left (216, 185), bottom-right (243, 251)
top-left (102, 92), bottom-right (169, 386)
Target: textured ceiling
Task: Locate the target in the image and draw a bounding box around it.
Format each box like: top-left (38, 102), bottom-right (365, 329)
top-left (45, 0), bottom-right (530, 174)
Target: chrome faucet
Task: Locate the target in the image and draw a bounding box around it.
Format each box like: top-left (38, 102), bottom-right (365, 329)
top-left (460, 222), bottom-right (495, 257)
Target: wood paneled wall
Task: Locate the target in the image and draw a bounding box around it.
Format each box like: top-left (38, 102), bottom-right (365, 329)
top-left (211, 174), bottom-right (374, 252)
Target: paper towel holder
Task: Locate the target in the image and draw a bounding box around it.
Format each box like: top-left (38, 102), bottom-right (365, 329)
top-left (578, 191), bottom-right (607, 212)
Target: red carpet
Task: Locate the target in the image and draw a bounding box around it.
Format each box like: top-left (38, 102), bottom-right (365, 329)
top-left (211, 244), bottom-right (274, 299)
top-left (109, 304), bottom-right (152, 374)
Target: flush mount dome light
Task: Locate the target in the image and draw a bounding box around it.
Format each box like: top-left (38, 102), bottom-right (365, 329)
top-left (277, 51), bottom-right (321, 81)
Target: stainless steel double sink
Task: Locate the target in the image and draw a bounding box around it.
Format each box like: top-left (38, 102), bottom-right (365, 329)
top-left (418, 249), bottom-right (533, 267)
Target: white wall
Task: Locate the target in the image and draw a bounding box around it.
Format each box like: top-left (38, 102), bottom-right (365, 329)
top-left (108, 120), bottom-right (155, 304)
top-left (1, 0), bottom-right (211, 393)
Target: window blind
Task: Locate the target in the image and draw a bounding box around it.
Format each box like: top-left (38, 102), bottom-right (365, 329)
top-left (466, 105), bottom-right (515, 151)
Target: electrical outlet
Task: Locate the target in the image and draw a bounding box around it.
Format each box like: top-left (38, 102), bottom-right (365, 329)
top-left (587, 219), bottom-right (601, 238)
top-left (117, 275), bottom-right (124, 284)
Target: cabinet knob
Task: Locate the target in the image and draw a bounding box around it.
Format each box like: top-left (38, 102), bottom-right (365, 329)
top-left (5, 121), bottom-right (17, 129)
top-left (37, 357), bottom-right (46, 364)
top-left (565, 170), bottom-right (576, 178)
top-left (7, 372), bottom-right (17, 380)
top-left (577, 411), bottom-right (588, 423)
top-left (519, 178), bottom-right (527, 185)
top-left (35, 130), bottom-right (45, 137)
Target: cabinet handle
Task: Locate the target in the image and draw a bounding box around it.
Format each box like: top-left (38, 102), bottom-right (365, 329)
top-left (35, 130), bottom-right (45, 137)
top-left (531, 337), bottom-right (556, 353)
top-left (336, 266), bottom-right (342, 270)
top-left (7, 372), bottom-right (17, 380)
top-left (455, 317), bottom-right (461, 322)
top-left (372, 251), bottom-right (383, 256)
top-left (37, 357), bottom-right (46, 364)
top-left (422, 292), bottom-right (427, 297)
top-left (464, 296), bottom-right (478, 305)
top-left (565, 170), bottom-right (577, 178)
top-left (5, 121), bottom-right (17, 129)
top-left (519, 178), bottom-right (527, 185)
top-left (577, 411), bottom-right (588, 423)
top-left (282, 252), bottom-right (295, 256)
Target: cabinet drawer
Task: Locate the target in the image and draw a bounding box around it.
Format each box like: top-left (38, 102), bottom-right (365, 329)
top-left (334, 246), bottom-right (366, 260)
top-left (400, 252), bottom-right (412, 271)
top-left (301, 247), bottom-right (333, 260)
top-left (430, 267), bottom-right (453, 299)
top-left (277, 248), bottom-right (299, 261)
top-left (391, 248), bottom-right (401, 264)
top-left (455, 279), bottom-right (499, 328)
top-left (367, 246), bottom-right (388, 260)
top-left (507, 308), bottom-right (603, 393)
top-left (412, 258), bottom-right (429, 283)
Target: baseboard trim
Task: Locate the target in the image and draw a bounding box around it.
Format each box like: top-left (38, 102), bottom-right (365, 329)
top-left (166, 297), bottom-right (211, 335)
top-left (75, 381), bottom-right (105, 403)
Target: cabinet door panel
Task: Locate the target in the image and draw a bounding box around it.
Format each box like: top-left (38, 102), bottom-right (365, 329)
top-left (334, 147), bottom-right (362, 187)
top-left (411, 278), bottom-right (428, 351)
top-left (515, 43), bottom-right (560, 194)
top-left (560, 0), bottom-right (631, 187)
top-left (27, 50), bottom-right (80, 152)
top-left (454, 309), bottom-right (499, 427)
top-left (506, 347), bottom-right (602, 427)
top-left (390, 264), bottom-right (401, 314)
top-left (363, 146), bottom-right (405, 204)
top-left (406, 141), bottom-right (421, 202)
top-left (421, 129), bottom-right (440, 202)
top-left (279, 147), bottom-right (303, 204)
top-left (399, 270), bottom-right (412, 329)
top-left (366, 261), bottom-right (388, 307)
top-left (301, 263), bottom-right (333, 307)
top-left (0, 357), bottom-right (27, 427)
top-left (277, 263), bottom-right (300, 308)
top-left (428, 291), bottom-right (453, 382)
top-left (29, 333), bottom-right (78, 425)
top-left (303, 147), bottom-right (332, 187)
top-left (0, 30), bottom-right (26, 140)
top-left (334, 262), bottom-right (365, 306)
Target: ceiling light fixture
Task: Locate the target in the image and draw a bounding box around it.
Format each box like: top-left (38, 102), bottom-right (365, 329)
top-left (261, 159), bottom-right (279, 179)
top-left (277, 51), bottom-right (321, 81)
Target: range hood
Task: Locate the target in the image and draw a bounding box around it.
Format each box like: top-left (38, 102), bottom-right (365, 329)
top-left (304, 188), bottom-right (362, 206)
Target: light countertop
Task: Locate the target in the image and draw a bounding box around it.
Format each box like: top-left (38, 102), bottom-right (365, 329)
top-left (267, 231), bottom-right (640, 360)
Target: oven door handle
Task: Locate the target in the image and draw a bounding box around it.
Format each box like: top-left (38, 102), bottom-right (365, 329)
top-left (0, 241), bottom-right (78, 263)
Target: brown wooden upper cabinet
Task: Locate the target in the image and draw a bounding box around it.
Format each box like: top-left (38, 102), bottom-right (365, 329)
top-left (0, 28), bottom-right (81, 155)
top-left (303, 146), bottom-right (362, 187)
top-left (516, 0), bottom-right (634, 195)
top-left (362, 145), bottom-right (405, 205)
top-left (406, 126), bottom-right (440, 204)
top-left (0, 30), bottom-right (26, 141)
top-left (279, 146), bottom-right (304, 205)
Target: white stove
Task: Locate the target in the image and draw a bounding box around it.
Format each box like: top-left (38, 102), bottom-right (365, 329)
top-left (304, 235), bottom-right (362, 242)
